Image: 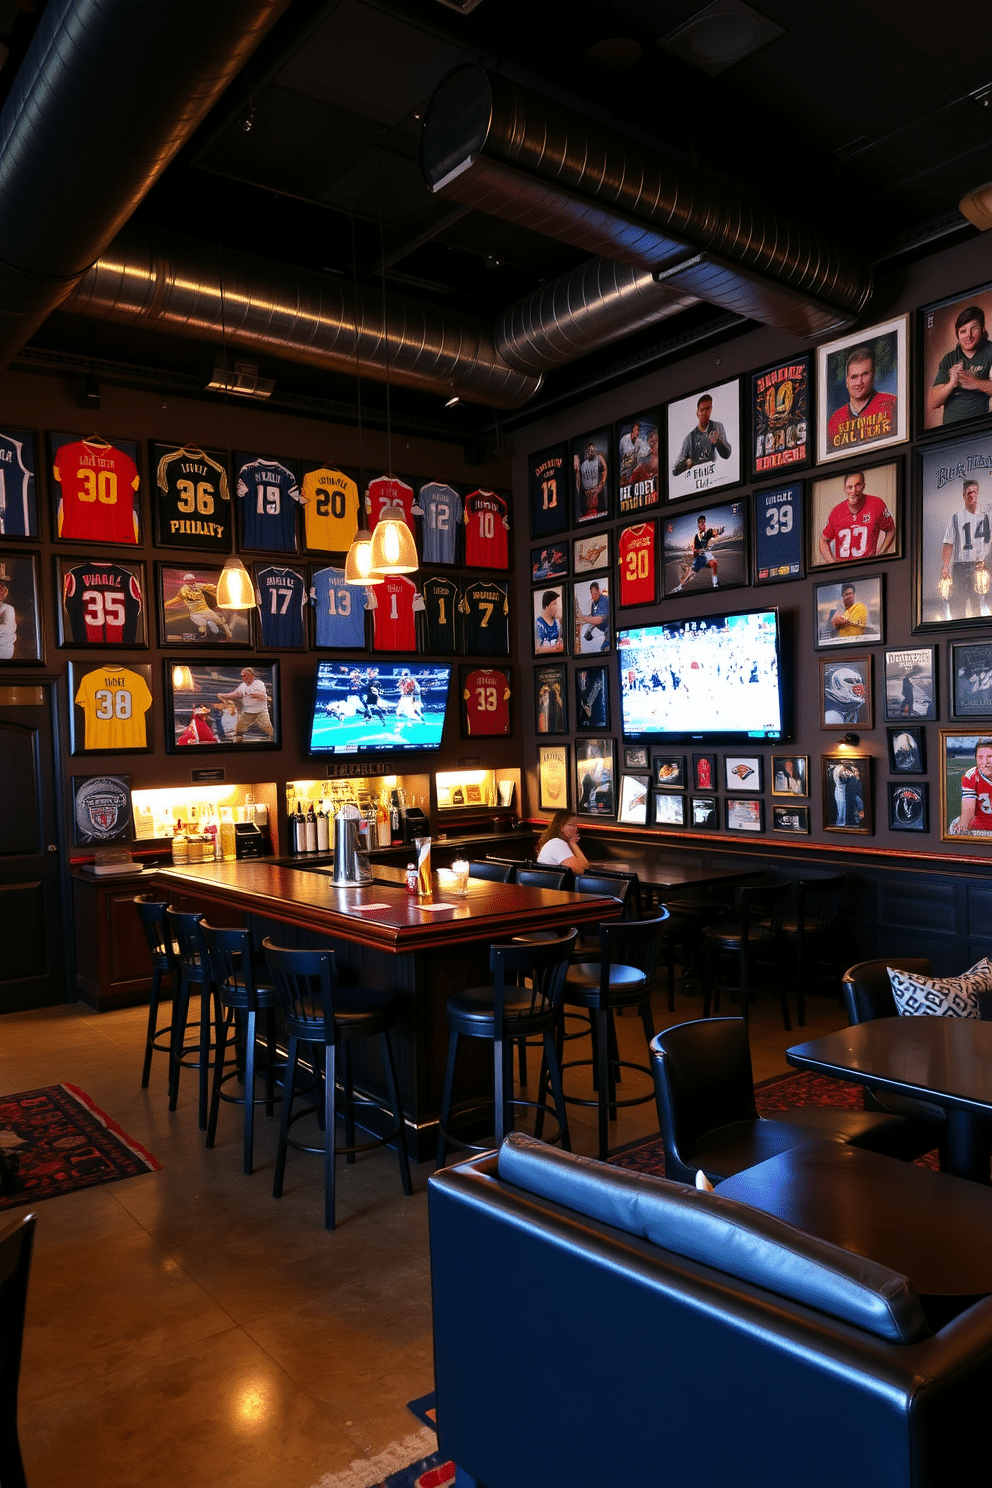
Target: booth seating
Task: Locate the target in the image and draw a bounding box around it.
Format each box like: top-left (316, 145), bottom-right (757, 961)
top-left (428, 1133), bottom-right (992, 1488)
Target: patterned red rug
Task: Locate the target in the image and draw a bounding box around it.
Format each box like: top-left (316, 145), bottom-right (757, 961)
top-left (0, 1083), bottom-right (160, 1209)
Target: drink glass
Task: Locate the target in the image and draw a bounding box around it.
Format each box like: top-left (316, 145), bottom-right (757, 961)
top-left (414, 836), bottom-right (432, 897)
top-left (451, 858), bottom-right (470, 896)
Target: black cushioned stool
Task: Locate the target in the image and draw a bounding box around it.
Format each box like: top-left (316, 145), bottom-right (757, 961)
top-left (700, 880), bottom-right (791, 1028)
top-left (202, 923), bottom-right (282, 1175)
top-left (165, 907), bottom-right (218, 1129)
top-left (133, 895), bottom-right (180, 1091)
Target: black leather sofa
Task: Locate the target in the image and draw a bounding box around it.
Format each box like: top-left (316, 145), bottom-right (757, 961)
top-left (428, 1133), bottom-right (992, 1488)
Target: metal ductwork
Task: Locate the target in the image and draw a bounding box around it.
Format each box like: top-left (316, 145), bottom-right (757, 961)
top-left (421, 65), bottom-right (873, 339)
top-left (62, 227), bottom-right (543, 409)
top-left (0, 0), bottom-right (293, 364)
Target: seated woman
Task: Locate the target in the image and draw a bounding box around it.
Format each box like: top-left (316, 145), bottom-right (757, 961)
top-left (535, 811), bottom-right (589, 874)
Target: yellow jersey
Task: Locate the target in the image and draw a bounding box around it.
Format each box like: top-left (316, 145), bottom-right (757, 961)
top-left (301, 467), bottom-right (360, 551)
top-left (74, 666), bottom-right (153, 750)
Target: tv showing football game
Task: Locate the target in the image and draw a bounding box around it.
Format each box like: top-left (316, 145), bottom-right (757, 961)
top-left (308, 661), bottom-right (453, 756)
top-left (616, 608), bottom-right (787, 744)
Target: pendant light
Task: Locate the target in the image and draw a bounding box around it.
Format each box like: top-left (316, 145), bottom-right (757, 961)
top-left (172, 665), bottom-right (194, 691)
top-left (344, 527), bottom-right (382, 584)
top-left (216, 555), bottom-right (256, 609)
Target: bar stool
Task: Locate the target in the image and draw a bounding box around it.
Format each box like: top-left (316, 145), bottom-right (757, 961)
top-left (165, 907), bottom-right (217, 1129)
top-left (133, 895), bottom-right (179, 1090)
top-left (263, 939), bottom-right (412, 1231)
top-left (781, 873), bottom-right (846, 1025)
top-left (700, 881), bottom-right (791, 1028)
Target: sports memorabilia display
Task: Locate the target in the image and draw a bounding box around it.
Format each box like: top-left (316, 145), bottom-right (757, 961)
top-left (72, 774), bottom-right (132, 845)
top-left (311, 565), bottom-right (367, 649)
top-left (367, 474), bottom-right (414, 529)
top-left (534, 662), bottom-right (567, 735)
top-left (814, 575), bottom-right (883, 650)
top-left (152, 442), bottom-right (231, 550)
top-left (0, 427), bottom-right (38, 538)
top-left (165, 661), bottom-right (280, 753)
top-left (254, 564), bottom-right (308, 649)
top-left (572, 575), bottom-right (610, 655)
top-left (463, 488), bottom-right (509, 569)
top-left (575, 737), bottom-right (615, 817)
top-left (371, 573), bottom-right (417, 652)
top-left (571, 428), bottom-right (611, 526)
top-left (51, 432), bottom-right (140, 545)
top-left (158, 565), bottom-right (249, 647)
top-left (888, 781), bottom-right (928, 832)
top-left (528, 444), bottom-right (568, 537)
top-left (916, 432), bottom-right (992, 631)
top-left (920, 283), bottom-right (992, 434)
top-left (60, 559), bottom-right (145, 646)
top-left (538, 743), bottom-right (570, 811)
top-left (573, 530), bottom-right (610, 575)
top-left (815, 315), bottom-right (909, 465)
top-left (575, 664), bottom-right (609, 731)
top-left (809, 461), bottom-right (900, 571)
top-left (750, 355), bottom-right (811, 478)
top-left (661, 500), bottom-right (747, 599)
top-left (0, 551), bottom-right (42, 663)
top-left (460, 665), bottom-right (511, 736)
top-left (666, 380), bottom-right (742, 502)
top-left (70, 661), bottom-right (153, 752)
top-left (753, 482), bottom-right (804, 585)
top-left (420, 575), bottom-right (460, 653)
top-left (884, 647), bottom-right (935, 721)
top-left (417, 481), bottom-right (462, 565)
top-left (617, 410), bottom-right (660, 513)
top-left (234, 453), bottom-right (302, 552)
top-left (822, 754), bottom-right (872, 833)
top-left (820, 655), bottom-right (873, 729)
top-left (300, 464), bottom-right (361, 552)
top-left (459, 579), bottom-right (509, 655)
top-left (617, 521), bottom-right (658, 607)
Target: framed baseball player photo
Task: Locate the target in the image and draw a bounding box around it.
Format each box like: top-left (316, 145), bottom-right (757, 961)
top-left (617, 518), bottom-right (658, 607)
top-left (814, 574), bottom-right (883, 650)
top-left (574, 737), bottom-right (616, 818)
top-left (0, 551), bottom-right (43, 664)
top-left (538, 743), bottom-right (570, 812)
top-left (724, 755), bottom-right (762, 792)
top-left (661, 499), bottom-right (748, 599)
top-left (528, 443), bottom-right (569, 538)
top-left (887, 725), bottom-right (926, 774)
top-left (69, 660), bottom-right (153, 755)
top-left (919, 281), bottom-right (992, 437)
top-left (575, 664), bottom-right (610, 732)
top-left (772, 804), bottom-right (810, 834)
top-left (529, 543), bottom-right (568, 585)
top-left (158, 564), bottom-right (252, 649)
top-left (809, 459), bottom-right (900, 571)
top-left (49, 430), bottom-right (142, 547)
top-left (665, 378), bottom-right (742, 503)
top-left (888, 781), bottom-right (928, 833)
top-left (949, 640), bottom-right (992, 720)
top-left (617, 408), bottom-right (660, 514)
top-left (460, 665), bottom-right (511, 738)
top-left (534, 662), bottom-right (567, 735)
top-left (939, 731), bottom-right (992, 841)
top-left (572, 530), bottom-right (611, 576)
top-left (750, 354), bottom-right (812, 480)
top-left (618, 774), bottom-right (650, 826)
top-left (914, 432), bottom-right (992, 632)
top-left (883, 646), bottom-right (935, 721)
top-left (753, 481), bottom-right (804, 585)
top-left (57, 557), bottom-right (146, 650)
top-left (572, 575), bottom-right (612, 656)
top-left (164, 660), bottom-right (280, 754)
top-left (71, 774), bottom-right (133, 847)
top-left (571, 428), bottom-right (611, 526)
top-left (815, 314), bottom-right (908, 465)
top-left (532, 584), bottom-right (567, 658)
top-left (822, 754), bottom-right (872, 833)
top-left (820, 655), bottom-right (873, 730)
top-left (0, 426), bottom-right (39, 539)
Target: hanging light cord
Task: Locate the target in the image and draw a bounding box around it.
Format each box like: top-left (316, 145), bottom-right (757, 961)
top-left (376, 149), bottom-right (394, 481)
top-left (349, 212), bottom-right (367, 498)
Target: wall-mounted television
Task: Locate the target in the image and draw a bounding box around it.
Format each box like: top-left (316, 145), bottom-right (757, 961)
top-left (616, 608), bottom-right (787, 744)
top-left (308, 661), bottom-right (453, 755)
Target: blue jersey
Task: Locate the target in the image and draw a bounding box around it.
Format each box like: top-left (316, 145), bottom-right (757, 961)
top-left (255, 565), bottom-right (307, 648)
top-left (311, 566), bottom-right (367, 649)
top-left (236, 457), bottom-right (301, 551)
top-left (0, 431), bottom-right (35, 536)
top-left (417, 482), bottom-right (462, 564)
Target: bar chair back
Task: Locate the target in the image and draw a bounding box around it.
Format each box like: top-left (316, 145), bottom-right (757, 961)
top-left (514, 866), bottom-right (571, 890)
top-left (133, 895), bottom-right (179, 1090)
top-left (165, 907), bottom-right (217, 1128)
top-left (0, 1212), bottom-right (35, 1488)
top-left (700, 880), bottom-right (791, 1027)
top-left (782, 873), bottom-right (846, 1025)
top-left (467, 860), bottom-right (514, 883)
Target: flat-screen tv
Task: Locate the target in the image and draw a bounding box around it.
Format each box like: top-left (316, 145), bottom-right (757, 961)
top-left (616, 608), bottom-right (787, 744)
top-left (308, 661), bottom-right (453, 755)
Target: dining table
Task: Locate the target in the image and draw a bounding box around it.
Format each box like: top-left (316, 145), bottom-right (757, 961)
top-left (586, 853), bottom-right (762, 903)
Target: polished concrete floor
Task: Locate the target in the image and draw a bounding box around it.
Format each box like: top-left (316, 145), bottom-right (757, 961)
top-left (2, 974), bottom-right (847, 1488)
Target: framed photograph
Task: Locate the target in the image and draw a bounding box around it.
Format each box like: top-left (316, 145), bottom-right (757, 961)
top-left (753, 481), bottom-right (804, 585)
top-left (571, 428), bottom-right (611, 526)
top-left (48, 431), bottom-right (141, 547)
top-left (884, 646), bottom-right (935, 721)
top-left (815, 314), bottom-right (908, 465)
top-left (528, 444), bottom-right (569, 538)
top-left (57, 557), bottom-right (147, 648)
top-left (532, 584), bottom-right (566, 657)
top-left (823, 754), bottom-right (872, 833)
top-left (164, 660), bottom-right (279, 753)
top-left (751, 354), bottom-right (812, 479)
top-left (529, 543), bottom-right (568, 585)
top-left (915, 433), bottom-right (992, 630)
top-left (724, 754), bottom-right (762, 791)
top-left (887, 725), bottom-right (926, 773)
top-left (71, 774), bottom-right (132, 846)
top-left (623, 744), bottom-right (649, 770)
top-left (234, 451), bottom-right (301, 553)
top-left (573, 530), bottom-right (611, 575)
top-left (255, 562), bottom-right (308, 650)
top-left (460, 665), bottom-right (511, 738)
top-left (653, 753), bottom-right (686, 789)
top-left (690, 795), bottom-right (719, 829)
top-left (617, 519), bottom-right (658, 607)
top-left (0, 551), bottom-right (43, 663)
top-left (889, 781), bottom-right (928, 832)
top-left (940, 732), bottom-right (992, 840)
top-left (772, 804), bottom-right (809, 834)
top-left (158, 564), bottom-right (252, 648)
top-left (820, 654), bottom-right (872, 729)
top-left (655, 793), bottom-right (686, 828)
top-left (69, 661), bottom-right (153, 755)
top-left (617, 409), bottom-right (660, 514)
top-left (692, 753), bottom-right (717, 792)
top-left (814, 576), bottom-right (883, 649)
top-left (666, 378), bottom-right (742, 503)
top-left (538, 743), bottom-right (570, 812)
top-left (919, 283), bottom-right (992, 436)
top-left (0, 427), bottom-right (39, 538)
top-left (618, 774), bottom-right (650, 825)
top-left (575, 664), bottom-right (610, 731)
top-left (572, 575), bottom-right (611, 655)
top-left (726, 798), bottom-right (763, 833)
top-left (950, 640), bottom-right (992, 719)
top-left (150, 441), bottom-right (232, 552)
top-left (575, 737), bottom-right (616, 817)
top-left (661, 499), bottom-right (748, 598)
top-left (534, 662), bottom-right (568, 735)
top-left (771, 756), bottom-right (808, 796)
top-left (809, 461), bottom-right (900, 570)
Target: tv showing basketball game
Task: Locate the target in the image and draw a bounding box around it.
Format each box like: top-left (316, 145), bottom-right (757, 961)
top-left (308, 661), bottom-right (453, 755)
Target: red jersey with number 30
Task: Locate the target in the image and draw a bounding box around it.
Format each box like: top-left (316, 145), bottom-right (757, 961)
top-left (462, 668), bottom-right (510, 735)
top-left (618, 523), bottom-right (656, 605)
top-left (464, 489), bottom-right (509, 568)
top-left (55, 438), bottom-right (139, 543)
top-left (372, 575), bottom-right (417, 652)
top-left (367, 475), bottom-right (414, 530)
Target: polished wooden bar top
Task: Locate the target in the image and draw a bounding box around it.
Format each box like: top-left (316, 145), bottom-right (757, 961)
top-left (787, 1017), bottom-right (992, 1116)
top-left (152, 860), bottom-right (619, 953)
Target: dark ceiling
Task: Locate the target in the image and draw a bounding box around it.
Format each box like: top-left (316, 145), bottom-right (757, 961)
top-left (10, 0), bottom-right (992, 446)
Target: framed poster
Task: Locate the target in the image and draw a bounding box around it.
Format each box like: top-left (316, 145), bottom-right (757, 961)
top-left (572, 575), bottom-right (611, 655)
top-left (771, 756), bottom-right (808, 796)
top-left (617, 409), bottom-right (660, 514)
top-left (618, 774), bottom-right (650, 825)
top-left (940, 731), bottom-right (992, 840)
top-left (534, 662), bottom-right (568, 735)
top-left (690, 795), bottom-right (718, 829)
top-left (724, 755), bottom-right (762, 791)
top-left (532, 585), bottom-right (566, 657)
top-left (919, 283), bottom-right (992, 436)
top-left (950, 640), bottom-right (992, 719)
top-left (661, 499), bottom-right (747, 598)
top-left (538, 743), bottom-right (570, 812)
top-left (623, 745), bottom-right (649, 770)
top-left (915, 432), bottom-right (992, 631)
top-left (158, 564), bottom-right (251, 648)
top-left (823, 754), bottom-right (872, 832)
top-left (753, 481), bottom-right (804, 585)
top-left (528, 443), bottom-right (568, 538)
top-left (666, 379), bottom-right (742, 503)
top-left (814, 575), bottom-right (883, 649)
top-left (48, 431), bottom-right (141, 547)
top-left (0, 427), bottom-right (39, 538)
top-left (164, 660), bottom-right (279, 753)
top-left (460, 665), bottom-right (511, 737)
top-left (254, 563), bottom-right (308, 650)
top-left (815, 315), bottom-right (908, 464)
top-left (888, 781), bottom-right (928, 832)
top-left (150, 440), bottom-right (232, 551)
top-left (69, 661), bottom-right (153, 755)
top-left (884, 646), bottom-right (935, 721)
top-left (0, 551), bottom-right (43, 663)
top-left (653, 753), bottom-right (686, 789)
top-left (772, 804), bottom-right (809, 834)
top-left (72, 774), bottom-right (132, 846)
top-left (575, 737), bottom-right (615, 817)
top-left (571, 428), bottom-right (611, 526)
top-left (655, 793), bottom-right (686, 827)
top-left (573, 530), bottom-right (611, 575)
top-left (58, 557), bottom-right (146, 648)
top-left (692, 753), bottom-right (716, 792)
top-left (750, 354), bottom-right (812, 479)
top-left (529, 543), bottom-right (568, 584)
top-left (575, 664), bottom-right (610, 731)
top-left (726, 798), bottom-right (763, 833)
top-left (617, 519), bottom-right (658, 607)
top-left (234, 452), bottom-right (301, 553)
top-left (809, 461), bottom-right (900, 570)
top-left (888, 725), bottom-right (926, 773)
top-left (820, 654), bottom-right (873, 729)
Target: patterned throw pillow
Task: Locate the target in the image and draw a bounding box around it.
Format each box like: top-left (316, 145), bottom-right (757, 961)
top-left (887, 958), bottom-right (992, 1018)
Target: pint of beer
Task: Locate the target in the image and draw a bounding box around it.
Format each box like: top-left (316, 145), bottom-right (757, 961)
top-left (414, 836), bottom-right (432, 897)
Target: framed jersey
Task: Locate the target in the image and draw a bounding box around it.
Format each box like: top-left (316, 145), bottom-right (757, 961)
top-left (254, 563), bottom-right (308, 650)
top-left (370, 573), bottom-right (418, 653)
top-left (49, 431), bottom-right (141, 547)
top-left (463, 488), bottom-right (510, 569)
top-left (367, 474), bottom-right (415, 531)
top-left (0, 550), bottom-right (43, 663)
top-left (157, 564), bottom-right (251, 648)
top-left (420, 574), bottom-right (460, 654)
top-left (617, 520), bottom-right (658, 607)
top-left (0, 427), bottom-right (39, 539)
top-left (151, 441), bottom-right (231, 551)
top-left (234, 452), bottom-right (302, 553)
top-left (459, 579), bottom-right (509, 656)
top-left (164, 659), bottom-right (280, 753)
top-left (300, 463), bottom-right (362, 553)
top-left (415, 481), bottom-right (462, 566)
top-left (58, 557), bottom-right (146, 648)
top-left (528, 444), bottom-right (568, 538)
top-left (310, 565), bottom-right (367, 650)
top-left (459, 665), bottom-right (511, 737)
top-left (754, 482), bottom-right (805, 586)
top-left (69, 660), bottom-right (153, 754)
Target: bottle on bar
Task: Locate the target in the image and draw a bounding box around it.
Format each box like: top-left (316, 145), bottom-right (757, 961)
top-left (305, 801), bottom-right (317, 853)
top-left (316, 800), bottom-right (330, 852)
top-left (294, 800), bottom-right (308, 854)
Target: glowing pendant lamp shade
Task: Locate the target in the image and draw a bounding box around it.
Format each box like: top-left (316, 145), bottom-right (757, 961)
top-left (172, 665), bottom-right (194, 691)
top-left (215, 555), bottom-right (256, 609)
top-left (344, 527), bottom-right (384, 585)
top-left (369, 502), bottom-right (418, 574)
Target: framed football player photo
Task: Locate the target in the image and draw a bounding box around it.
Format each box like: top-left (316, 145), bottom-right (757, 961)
top-left (939, 731), bottom-right (992, 840)
top-left (532, 584), bottom-right (566, 658)
top-left (150, 440), bottom-right (231, 551)
top-left (69, 660), bottom-right (154, 755)
top-left (887, 725), bottom-right (926, 774)
top-left (158, 564), bottom-right (251, 648)
top-left (618, 774), bottom-right (650, 826)
top-left (919, 281), bottom-right (992, 436)
top-left (884, 646), bottom-right (935, 721)
top-left (655, 793), bottom-right (686, 828)
top-left (814, 575), bottom-right (883, 650)
top-left (726, 798), bottom-right (763, 833)
top-left (661, 499), bottom-right (747, 598)
top-left (820, 654), bottom-right (873, 730)
top-left (950, 640), bottom-right (992, 719)
top-left (822, 754), bottom-right (872, 833)
top-left (575, 737), bottom-right (615, 818)
top-left (888, 781), bottom-right (928, 833)
top-left (771, 756), bottom-right (808, 797)
top-left (0, 551), bottom-right (43, 664)
top-left (653, 753), bottom-right (685, 790)
top-left (71, 774), bottom-right (132, 847)
top-left (538, 743), bottom-right (570, 812)
top-left (534, 662), bottom-right (567, 735)
top-left (665, 377), bottom-right (742, 503)
top-left (915, 432), bottom-right (992, 632)
top-left (48, 430), bottom-right (141, 547)
top-left (617, 408), bottom-right (660, 514)
top-left (575, 664), bottom-right (610, 732)
top-left (57, 556), bottom-right (147, 649)
top-left (753, 481), bottom-right (804, 585)
top-left (234, 451), bottom-right (301, 554)
top-left (724, 755), bottom-right (762, 792)
top-left (815, 314), bottom-right (908, 465)
top-left (750, 354), bottom-right (812, 480)
top-left (0, 426), bottom-right (39, 539)
top-left (573, 530), bottom-right (611, 575)
top-left (460, 665), bottom-right (511, 738)
top-left (529, 543), bottom-right (568, 585)
top-left (617, 519), bottom-right (658, 608)
top-left (528, 443), bottom-right (569, 538)
top-left (571, 428), bottom-right (611, 526)
top-left (164, 660), bottom-right (280, 754)
top-left (572, 575), bottom-right (611, 656)
top-left (772, 804), bottom-right (810, 834)
top-left (809, 460), bottom-right (900, 571)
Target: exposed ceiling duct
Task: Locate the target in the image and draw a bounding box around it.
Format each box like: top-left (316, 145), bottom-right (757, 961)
top-left (421, 65), bottom-right (873, 339)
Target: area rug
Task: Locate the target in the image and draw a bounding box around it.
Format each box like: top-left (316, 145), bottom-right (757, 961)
top-left (306, 1428), bottom-right (454, 1488)
top-left (0, 1083), bottom-right (160, 1209)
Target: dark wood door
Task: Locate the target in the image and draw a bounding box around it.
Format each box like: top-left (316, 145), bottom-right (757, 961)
top-left (0, 684), bottom-right (66, 1011)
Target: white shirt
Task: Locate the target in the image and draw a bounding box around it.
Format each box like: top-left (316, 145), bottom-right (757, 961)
top-left (537, 836), bottom-right (572, 866)
top-left (0, 600), bottom-right (15, 659)
top-left (943, 504), bottom-right (992, 564)
top-left (236, 679), bottom-right (268, 714)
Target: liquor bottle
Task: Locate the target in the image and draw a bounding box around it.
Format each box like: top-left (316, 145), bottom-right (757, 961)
top-left (305, 802), bottom-right (317, 853)
top-left (316, 802), bottom-right (330, 852)
top-left (294, 800), bottom-right (308, 854)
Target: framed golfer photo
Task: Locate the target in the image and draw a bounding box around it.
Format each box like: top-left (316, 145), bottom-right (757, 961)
top-left (750, 354), bottom-right (812, 480)
top-left (661, 500), bottom-right (747, 599)
top-left (919, 282), bottom-right (992, 436)
top-left (815, 314), bottom-right (908, 465)
top-left (915, 431), bottom-right (992, 632)
top-left (666, 379), bottom-right (742, 503)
